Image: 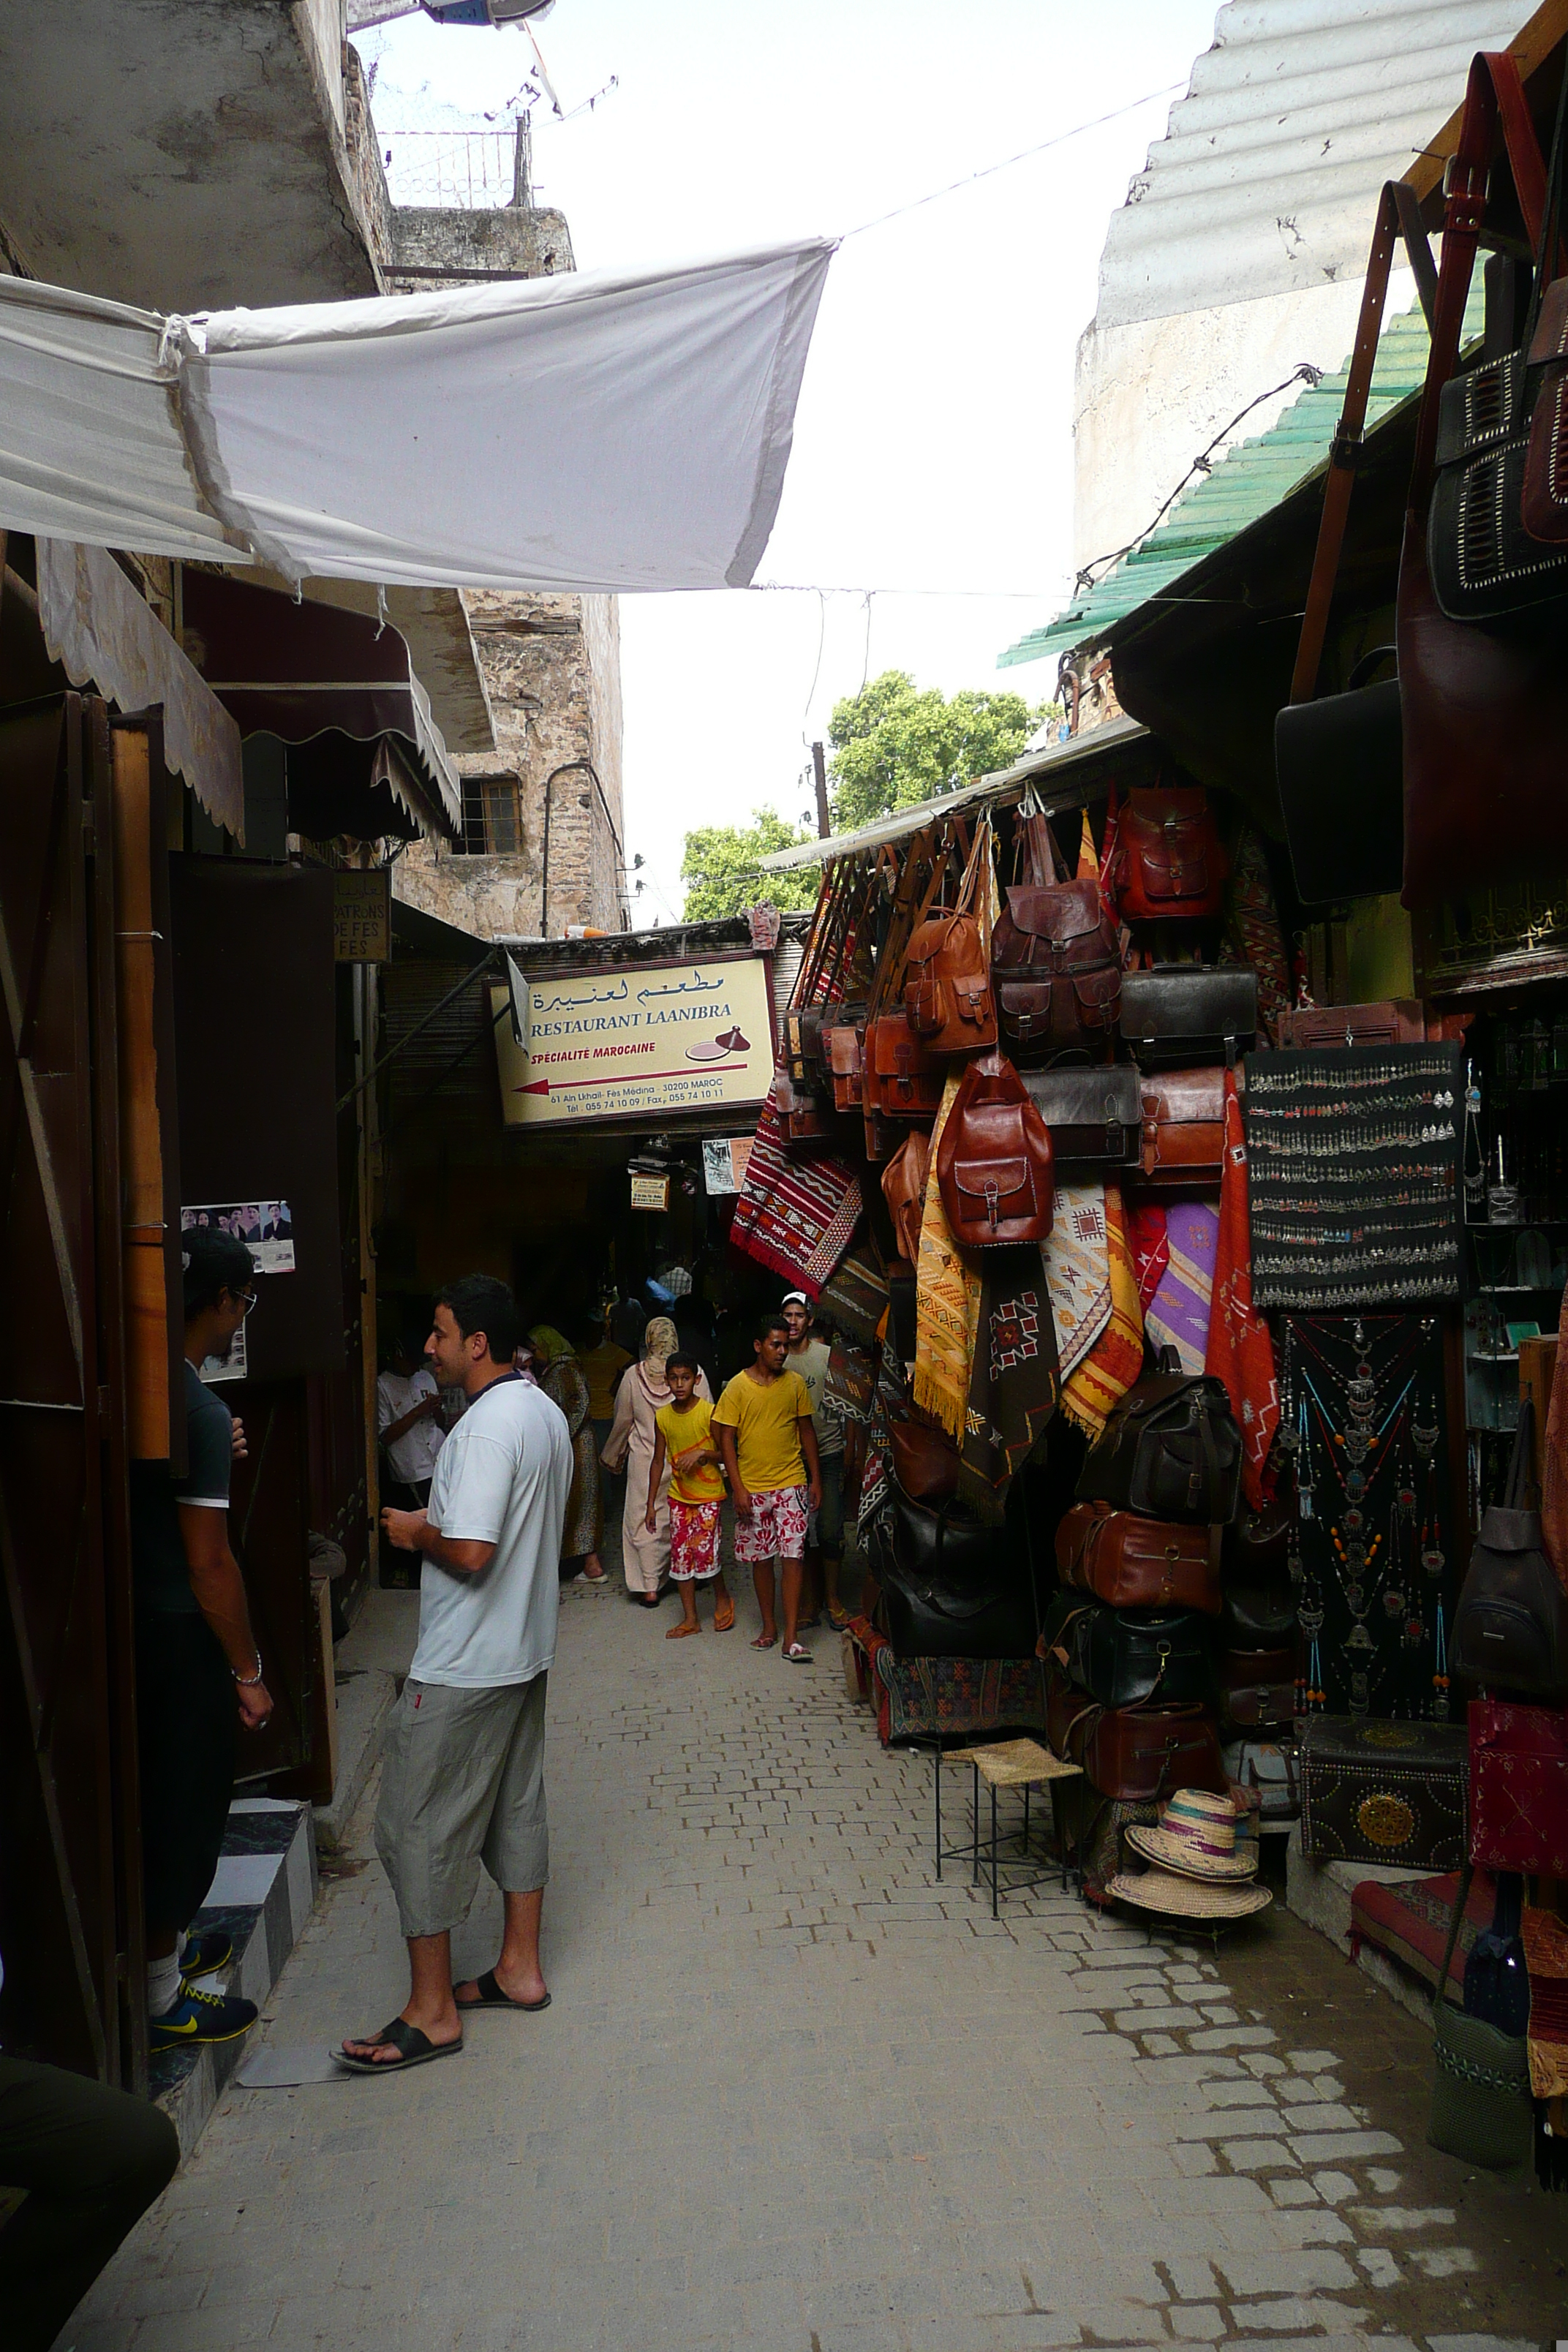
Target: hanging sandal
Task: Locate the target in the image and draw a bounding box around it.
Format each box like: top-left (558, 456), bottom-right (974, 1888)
top-left (333, 2018), bottom-right (464, 2073)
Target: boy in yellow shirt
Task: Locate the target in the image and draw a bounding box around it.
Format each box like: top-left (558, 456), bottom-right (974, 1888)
top-left (712, 1312), bottom-right (821, 1663)
top-left (647, 1352), bottom-right (734, 1637)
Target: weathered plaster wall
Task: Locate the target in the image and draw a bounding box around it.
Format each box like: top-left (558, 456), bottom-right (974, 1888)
top-left (389, 204), bottom-right (573, 284)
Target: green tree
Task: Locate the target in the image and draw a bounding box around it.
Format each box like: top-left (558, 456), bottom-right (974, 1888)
top-left (680, 807), bottom-right (821, 921)
top-left (827, 670), bottom-right (1052, 830)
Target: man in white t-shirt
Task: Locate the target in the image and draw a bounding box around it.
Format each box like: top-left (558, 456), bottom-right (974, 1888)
top-left (375, 1334), bottom-right (445, 1506)
top-left (337, 1275), bottom-right (572, 2076)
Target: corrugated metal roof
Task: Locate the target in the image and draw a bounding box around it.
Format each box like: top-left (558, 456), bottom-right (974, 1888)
top-left (1098, 0), bottom-right (1526, 328)
top-left (999, 277), bottom-right (1482, 674)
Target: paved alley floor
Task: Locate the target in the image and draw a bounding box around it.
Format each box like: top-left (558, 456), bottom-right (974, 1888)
top-left (75, 1560), bottom-right (1564, 2352)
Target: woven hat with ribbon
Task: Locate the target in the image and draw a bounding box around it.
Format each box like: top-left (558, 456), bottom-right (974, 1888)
top-left (1126, 1788), bottom-right (1256, 1882)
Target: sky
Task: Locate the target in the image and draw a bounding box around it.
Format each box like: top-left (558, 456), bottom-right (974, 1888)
top-left (354, 0), bottom-right (1223, 926)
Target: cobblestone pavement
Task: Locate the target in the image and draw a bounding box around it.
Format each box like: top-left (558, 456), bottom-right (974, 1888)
top-left (74, 1553), bottom-right (1564, 2352)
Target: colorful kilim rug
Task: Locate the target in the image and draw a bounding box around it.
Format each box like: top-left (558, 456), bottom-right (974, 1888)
top-left (1040, 1180), bottom-right (1112, 1384)
top-left (1145, 1202), bottom-right (1218, 1373)
top-left (729, 1096), bottom-right (862, 1296)
top-left (1524, 1905), bottom-right (1568, 2100)
top-left (1350, 1869), bottom-right (1494, 1994)
top-left (815, 1249), bottom-right (888, 1343)
top-left (1060, 1182), bottom-right (1145, 1440)
top-left (1206, 1074), bottom-right (1278, 1509)
top-left (913, 1072), bottom-right (981, 1442)
top-left (853, 1621), bottom-right (1047, 1747)
top-left (959, 1245), bottom-right (1060, 1520)
top-left (1124, 1199), bottom-right (1169, 1316)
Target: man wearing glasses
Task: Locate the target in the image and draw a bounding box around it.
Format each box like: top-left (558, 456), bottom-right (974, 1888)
top-left (131, 1229), bottom-right (274, 2049)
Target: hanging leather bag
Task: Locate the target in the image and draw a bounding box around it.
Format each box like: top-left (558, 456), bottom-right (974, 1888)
top-left (1043, 1662), bottom-right (1227, 1801)
top-left (1055, 1500), bottom-right (1221, 1616)
top-left (881, 1129), bottom-right (930, 1266)
top-left (1113, 788), bottom-right (1227, 924)
top-left (772, 1068), bottom-right (838, 1159)
top-left (1135, 1066), bottom-right (1226, 1185)
top-left (823, 1007), bottom-right (867, 1112)
top-left (1217, 1647), bottom-right (1298, 1730)
top-left (859, 832), bottom-right (946, 1150)
top-left (1021, 1066), bottom-right (1140, 1169)
top-left (1077, 1346), bottom-right (1243, 1524)
top-left (990, 793), bottom-right (1122, 1055)
top-left (887, 1413), bottom-right (960, 1505)
top-left (1220, 1578), bottom-right (1299, 1646)
top-left (1522, 273), bottom-right (1568, 540)
top-left (878, 1497), bottom-right (1034, 1660)
top-left (902, 822), bottom-right (998, 1055)
top-left (1039, 1591), bottom-right (1213, 1710)
top-left (1453, 1400), bottom-right (1568, 1698)
top-left (935, 1050), bottom-right (1055, 1247)
top-left (1118, 969), bottom-right (1256, 1069)
top-left (1275, 999), bottom-right (1432, 1050)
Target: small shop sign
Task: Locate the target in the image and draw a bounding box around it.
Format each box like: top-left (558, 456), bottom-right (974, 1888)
top-left (701, 1137), bottom-right (754, 1194)
top-left (630, 1172), bottom-right (670, 1212)
top-left (332, 868), bottom-right (391, 962)
top-left (494, 952), bottom-right (774, 1130)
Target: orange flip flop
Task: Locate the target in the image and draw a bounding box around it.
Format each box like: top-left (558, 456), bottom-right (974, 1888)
top-left (714, 1594), bottom-right (736, 1632)
top-left (666, 1621), bottom-right (700, 1640)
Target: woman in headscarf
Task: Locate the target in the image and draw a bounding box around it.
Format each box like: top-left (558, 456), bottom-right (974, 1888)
top-left (527, 1325), bottom-right (606, 1583)
top-left (601, 1315), bottom-right (712, 1604)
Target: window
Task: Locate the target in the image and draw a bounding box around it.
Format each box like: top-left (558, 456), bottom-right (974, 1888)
top-left (456, 772), bottom-right (522, 856)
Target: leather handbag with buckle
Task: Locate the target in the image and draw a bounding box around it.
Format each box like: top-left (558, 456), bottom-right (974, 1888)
top-left (1218, 1648), bottom-right (1298, 1730)
top-left (1039, 1591), bottom-right (1213, 1710)
top-left (1118, 968), bottom-right (1256, 1069)
top-left (902, 821), bottom-right (998, 1056)
top-left (1021, 1066), bottom-right (1140, 1169)
top-left (1077, 1346), bottom-right (1243, 1524)
top-left (865, 1016), bottom-right (944, 1121)
top-left (887, 1413), bottom-right (960, 1504)
top-left (878, 1496), bottom-right (1033, 1660)
top-left (990, 794), bottom-right (1122, 1057)
top-left (1044, 1661), bottom-right (1227, 1801)
top-left (783, 1009), bottom-right (829, 1088)
top-left (1452, 1400), bottom-right (1568, 1700)
top-left (1055, 1500), bottom-right (1221, 1616)
top-left (823, 1008), bottom-right (867, 1112)
top-left (1114, 788), bottom-right (1227, 924)
top-left (858, 831), bottom-right (946, 1154)
top-left (1136, 1066), bottom-right (1225, 1184)
top-left (772, 1067), bottom-right (838, 1159)
top-left (881, 1129), bottom-right (930, 1266)
top-left (935, 1050), bottom-right (1054, 1247)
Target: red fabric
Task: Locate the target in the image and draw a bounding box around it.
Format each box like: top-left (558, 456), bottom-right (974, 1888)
top-left (1205, 1073), bottom-right (1278, 1509)
top-left (1543, 1284), bottom-right (1568, 1591)
top-left (1352, 1868), bottom-right (1495, 1994)
top-left (1123, 1200), bottom-right (1169, 1315)
top-left (1469, 1697), bottom-right (1568, 1875)
top-left (729, 1096), bottom-right (862, 1297)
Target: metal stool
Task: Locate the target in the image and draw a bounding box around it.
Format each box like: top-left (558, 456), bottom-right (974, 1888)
top-left (934, 1738), bottom-right (1084, 1916)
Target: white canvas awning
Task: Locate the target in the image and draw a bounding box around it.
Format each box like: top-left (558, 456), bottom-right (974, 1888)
top-left (0, 238), bottom-right (835, 592)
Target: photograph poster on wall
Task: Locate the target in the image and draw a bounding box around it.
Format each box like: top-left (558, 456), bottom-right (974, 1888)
top-left (181, 1199), bottom-right (295, 1274)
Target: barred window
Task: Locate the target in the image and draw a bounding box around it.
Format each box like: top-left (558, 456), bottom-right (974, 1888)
top-left (457, 773), bottom-right (521, 856)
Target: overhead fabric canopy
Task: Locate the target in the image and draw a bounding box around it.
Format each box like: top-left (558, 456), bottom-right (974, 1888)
top-left (0, 238), bottom-right (835, 592)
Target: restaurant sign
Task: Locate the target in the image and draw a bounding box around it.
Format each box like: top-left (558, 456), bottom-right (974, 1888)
top-left (493, 952), bottom-right (774, 1130)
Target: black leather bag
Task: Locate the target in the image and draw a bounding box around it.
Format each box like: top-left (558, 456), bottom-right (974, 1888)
top-left (1021, 1066), bottom-right (1141, 1168)
top-left (1076, 1347), bottom-right (1243, 1525)
top-left (1039, 1591), bottom-right (1212, 1709)
top-left (1274, 652), bottom-right (1404, 908)
top-left (1221, 1576), bottom-right (1298, 1646)
top-left (1453, 1402), bottom-right (1568, 1699)
top-left (878, 1498), bottom-right (1036, 1660)
top-left (1117, 968), bottom-right (1257, 1070)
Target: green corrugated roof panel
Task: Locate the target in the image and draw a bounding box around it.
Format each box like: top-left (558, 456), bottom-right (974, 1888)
top-left (998, 287), bottom-right (1481, 674)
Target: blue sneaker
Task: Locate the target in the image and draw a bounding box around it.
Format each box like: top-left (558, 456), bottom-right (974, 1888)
top-left (150, 1983), bottom-right (257, 2050)
top-left (178, 1930), bottom-right (233, 1983)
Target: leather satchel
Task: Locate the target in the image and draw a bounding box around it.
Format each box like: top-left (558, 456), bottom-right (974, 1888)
top-left (1220, 1577), bottom-right (1298, 1646)
top-left (1452, 1401), bottom-right (1568, 1700)
top-left (783, 1009), bottom-right (829, 1088)
top-left (1136, 1066), bottom-right (1225, 1185)
top-left (991, 796), bottom-right (1122, 1056)
top-left (1044, 1661), bottom-right (1226, 1801)
top-left (1055, 1500), bottom-right (1221, 1616)
top-left (881, 1129), bottom-right (930, 1266)
top-left (1218, 1647), bottom-right (1297, 1730)
top-left (1118, 968), bottom-right (1256, 1069)
top-left (1022, 1066), bottom-right (1140, 1169)
top-left (935, 1051), bottom-right (1054, 1246)
top-left (1039, 1591), bottom-right (1212, 1711)
top-left (903, 823), bottom-right (997, 1055)
top-left (823, 1009), bottom-right (867, 1112)
top-left (1224, 1491), bottom-right (1293, 1579)
top-left (772, 1067), bottom-right (837, 1159)
top-left (1114, 788), bottom-right (1227, 924)
top-left (864, 1014), bottom-right (943, 1121)
top-left (1468, 1697), bottom-right (1568, 1877)
top-left (887, 1412), bottom-right (959, 1505)
top-left (879, 1497), bottom-right (1034, 1660)
top-left (1077, 1348), bottom-right (1242, 1525)
top-left (1275, 999), bottom-right (1431, 1050)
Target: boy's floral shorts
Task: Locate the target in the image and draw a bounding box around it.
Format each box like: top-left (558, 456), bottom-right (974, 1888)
top-left (668, 1499), bottom-right (723, 1582)
top-left (731, 1484), bottom-right (808, 1564)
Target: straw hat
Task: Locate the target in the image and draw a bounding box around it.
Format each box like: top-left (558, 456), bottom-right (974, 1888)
top-left (1126, 1788), bottom-right (1257, 1883)
top-left (1108, 1862), bottom-right (1273, 1922)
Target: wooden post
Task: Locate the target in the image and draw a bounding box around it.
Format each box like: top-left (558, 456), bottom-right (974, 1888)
top-left (811, 740), bottom-right (831, 838)
top-left (110, 728), bottom-right (170, 1459)
top-left (358, 959), bottom-right (380, 1586)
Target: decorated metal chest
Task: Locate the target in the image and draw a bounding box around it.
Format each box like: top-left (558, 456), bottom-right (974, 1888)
top-left (1298, 1714), bottom-right (1467, 1871)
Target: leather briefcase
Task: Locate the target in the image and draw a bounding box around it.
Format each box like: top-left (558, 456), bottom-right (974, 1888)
top-left (1077, 1349), bottom-right (1242, 1525)
top-left (863, 1014), bottom-right (943, 1121)
top-left (1275, 998), bottom-right (1431, 1050)
top-left (1118, 968), bottom-right (1256, 1069)
top-left (1298, 1714), bottom-right (1467, 1869)
top-left (991, 800), bottom-right (1122, 1056)
top-left (1039, 1591), bottom-right (1213, 1710)
top-left (1218, 1648), bottom-right (1297, 1730)
top-left (888, 1414), bottom-right (959, 1506)
top-left (1044, 1659), bottom-right (1226, 1801)
top-left (823, 1011), bottom-right (867, 1112)
top-left (935, 1052), bottom-right (1054, 1246)
top-left (1275, 655), bottom-right (1405, 907)
top-left (1136, 1066), bottom-right (1225, 1184)
top-left (881, 1129), bottom-right (930, 1267)
top-left (1021, 1066), bottom-right (1140, 1169)
top-left (1055, 1500), bottom-right (1221, 1616)
top-left (1468, 1697), bottom-right (1568, 1877)
top-left (1115, 788), bottom-right (1228, 923)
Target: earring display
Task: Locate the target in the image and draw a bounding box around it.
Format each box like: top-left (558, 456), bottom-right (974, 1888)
top-left (1245, 1045), bottom-right (1463, 1308)
top-left (1278, 1315), bottom-right (1454, 1721)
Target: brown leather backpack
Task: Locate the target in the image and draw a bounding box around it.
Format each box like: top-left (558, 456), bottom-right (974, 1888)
top-left (1055, 1500), bottom-right (1221, 1615)
top-left (881, 1129), bottom-right (930, 1264)
top-left (991, 798), bottom-right (1121, 1055)
top-left (935, 1050), bottom-right (1054, 1247)
top-left (1115, 788), bottom-right (1227, 923)
top-left (903, 824), bottom-right (997, 1055)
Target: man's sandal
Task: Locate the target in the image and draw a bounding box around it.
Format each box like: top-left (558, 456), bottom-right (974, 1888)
top-left (783, 1642), bottom-right (814, 1665)
top-left (333, 2019), bottom-right (463, 2073)
top-left (454, 1971), bottom-right (551, 2014)
top-left (714, 1594), bottom-right (736, 1632)
top-left (750, 1632), bottom-right (777, 1649)
top-left (665, 1621), bottom-right (699, 1639)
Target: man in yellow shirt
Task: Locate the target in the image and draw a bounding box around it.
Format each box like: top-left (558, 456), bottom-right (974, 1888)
top-left (712, 1313), bottom-right (821, 1663)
